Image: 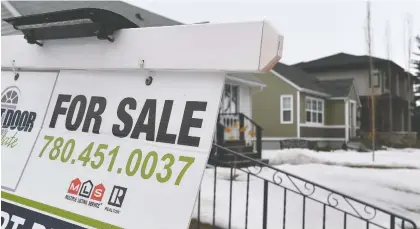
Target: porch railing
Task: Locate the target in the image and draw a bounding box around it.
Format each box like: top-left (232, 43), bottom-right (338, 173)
top-left (193, 144), bottom-right (418, 229)
top-left (218, 113), bottom-right (262, 157)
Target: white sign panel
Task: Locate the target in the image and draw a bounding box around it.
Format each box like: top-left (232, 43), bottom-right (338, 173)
top-left (2, 70), bottom-right (224, 229)
top-left (1, 71), bottom-right (58, 190)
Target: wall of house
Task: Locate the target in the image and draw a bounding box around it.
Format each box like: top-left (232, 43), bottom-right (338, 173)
top-left (325, 100), bottom-right (345, 125)
top-left (313, 68), bottom-right (383, 96)
top-left (252, 72), bottom-right (297, 137)
top-left (299, 93), bottom-right (346, 139)
top-left (311, 67), bottom-right (413, 135)
top-left (239, 84), bottom-right (252, 119)
top-left (312, 67), bottom-right (412, 102)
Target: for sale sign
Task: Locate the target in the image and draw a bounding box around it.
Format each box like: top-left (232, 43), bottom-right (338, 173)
top-left (2, 70), bottom-right (224, 229)
top-left (2, 19), bottom-right (283, 229)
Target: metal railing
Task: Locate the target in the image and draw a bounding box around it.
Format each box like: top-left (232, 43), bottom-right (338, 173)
top-left (218, 113), bottom-right (262, 157)
top-left (193, 144), bottom-right (418, 229)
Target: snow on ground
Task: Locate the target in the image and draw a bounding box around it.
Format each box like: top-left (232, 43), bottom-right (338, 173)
top-left (193, 148), bottom-right (420, 229)
top-left (263, 148), bottom-right (420, 169)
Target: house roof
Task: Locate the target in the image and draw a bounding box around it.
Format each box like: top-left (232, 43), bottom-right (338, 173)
top-left (1, 1), bottom-right (182, 36)
top-left (293, 52), bottom-right (408, 75)
top-left (318, 79), bottom-right (354, 97)
top-left (272, 62), bottom-right (354, 98)
top-left (272, 62), bottom-right (328, 93)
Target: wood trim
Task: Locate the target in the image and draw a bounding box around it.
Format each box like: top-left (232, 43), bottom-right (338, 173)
top-left (262, 137), bottom-right (346, 141)
top-left (297, 91), bottom-right (301, 138)
top-left (280, 94), bottom-right (293, 124)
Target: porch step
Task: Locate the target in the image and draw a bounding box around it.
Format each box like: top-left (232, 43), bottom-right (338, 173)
top-left (347, 141), bottom-right (370, 152)
top-left (225, 145), bottom-right (254, 153)
top-left (347, 138), bottom-right (385, 152)
top-left (222, 140), bottom-right (246, 147)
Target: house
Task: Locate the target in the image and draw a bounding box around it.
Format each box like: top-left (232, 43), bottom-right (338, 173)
top-left (1, 1), bottom-right (268, 163)
top-left (294, 52), bottom-right (417, 145)
top-left (252, 62), bottom-right (361, 149)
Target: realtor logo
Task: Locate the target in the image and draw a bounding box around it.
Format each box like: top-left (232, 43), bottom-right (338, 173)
top-left (67, 178), bottom-right (106, 201)
top-left (108, 185), bottom-right (127, 208)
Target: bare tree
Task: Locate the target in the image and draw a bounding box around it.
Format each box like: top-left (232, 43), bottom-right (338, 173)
top-left (385, 21), bottom-right (393, 133)
top-left (365, 0), bottom-right (375, 161)
top-left (405, 14), bottom-right (413, 133)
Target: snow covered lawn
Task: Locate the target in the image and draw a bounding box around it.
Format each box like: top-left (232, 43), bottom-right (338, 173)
top-left (193, 148), bottom-right (420, 229)
top-left (264, 148), bottom-right (420, 169)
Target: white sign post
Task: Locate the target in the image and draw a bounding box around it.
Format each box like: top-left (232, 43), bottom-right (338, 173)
top-left (1, 20), bottom-right (283, 229)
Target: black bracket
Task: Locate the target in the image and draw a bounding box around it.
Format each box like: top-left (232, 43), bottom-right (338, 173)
top-left (3, 8), bottom-right (139, 46)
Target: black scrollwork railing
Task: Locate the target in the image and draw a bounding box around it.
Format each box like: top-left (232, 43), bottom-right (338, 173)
top-left (192, 144), bottom-right (418, 229)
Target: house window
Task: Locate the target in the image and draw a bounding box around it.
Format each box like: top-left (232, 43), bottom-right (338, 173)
top-left (384, 71), bottom-right (389, 90)
top-left (370, 70), bottom-right (380, 88)
top-left (280, 95), bottom-right (293, 124)
top-left (220, 84), bottom-right (239, 113)
top-left (305, 97), bottom-right (324, 124)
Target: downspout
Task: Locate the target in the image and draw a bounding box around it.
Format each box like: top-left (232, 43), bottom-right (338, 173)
top-left (2, 1), bottom-right (21, 17)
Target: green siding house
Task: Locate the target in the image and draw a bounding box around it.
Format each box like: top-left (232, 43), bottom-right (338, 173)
top-left (252, 63), bottom-right (361, 148)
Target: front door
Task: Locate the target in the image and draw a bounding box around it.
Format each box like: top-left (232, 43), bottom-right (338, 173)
top-left (220, 83), bottom-right (239, 114)
top-left (218, 83), bottom-right (240, 140)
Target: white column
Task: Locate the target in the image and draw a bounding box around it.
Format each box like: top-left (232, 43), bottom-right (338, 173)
top-left (297, 91), bottom-right (301, 138)
top-left (345, 99), bottom-right (349, 142)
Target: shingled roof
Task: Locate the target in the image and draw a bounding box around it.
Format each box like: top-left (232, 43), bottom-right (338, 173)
top-left (1, 1), bottom-right (182, 36)
top-left (272, 62), bottom-right (354, 98)
top-left (272, 63), bottom-right (328, 93)
top-left (318, 79), bottom-right (354, 97)
top-left (293, 52), bottom-right (407, 75)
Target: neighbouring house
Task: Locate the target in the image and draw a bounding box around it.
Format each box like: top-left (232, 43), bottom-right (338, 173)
top-left (252, 62), bottom-right (361, 149)
top-left (1, 1), bottom-right (267, 163)
top-left (294, 52), bottom-right (417, 145)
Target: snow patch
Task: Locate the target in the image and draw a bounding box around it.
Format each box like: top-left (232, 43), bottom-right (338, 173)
top-left (263, 148), bottom-right (420, 169)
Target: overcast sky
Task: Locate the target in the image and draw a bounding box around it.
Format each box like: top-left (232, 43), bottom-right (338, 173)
top-left (128, 0), bottom-right (420, 72)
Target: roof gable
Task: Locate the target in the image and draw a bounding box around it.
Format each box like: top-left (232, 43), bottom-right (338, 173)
top-left (293, 52), bottom-right (406, 75)
top-left (272, 62), bottom-right (355, 99)
top-left (318, 79), bottom-right (354, 97)
top-left (272, 63), bottom-right (328, 94)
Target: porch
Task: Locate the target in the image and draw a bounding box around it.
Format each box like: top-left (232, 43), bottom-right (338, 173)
top-left (359, 95), bottom-right (409, 132)
top-left (209, 74), bottom-right (266, 167)
top-left (359, 95), bottom-right (417, 145)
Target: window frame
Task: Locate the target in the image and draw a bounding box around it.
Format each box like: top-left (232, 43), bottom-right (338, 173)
top-left (305, 96), bottom-right (324, 125)
top-left (370, 69), bottom-right (381, 88)
top-left (384, 71), bottom-right (390, 90)
top-left (280, 94), bottom-right (293, 124)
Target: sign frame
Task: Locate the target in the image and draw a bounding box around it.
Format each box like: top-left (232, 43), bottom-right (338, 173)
top-left (2, 20), bottom-right (283, 229)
